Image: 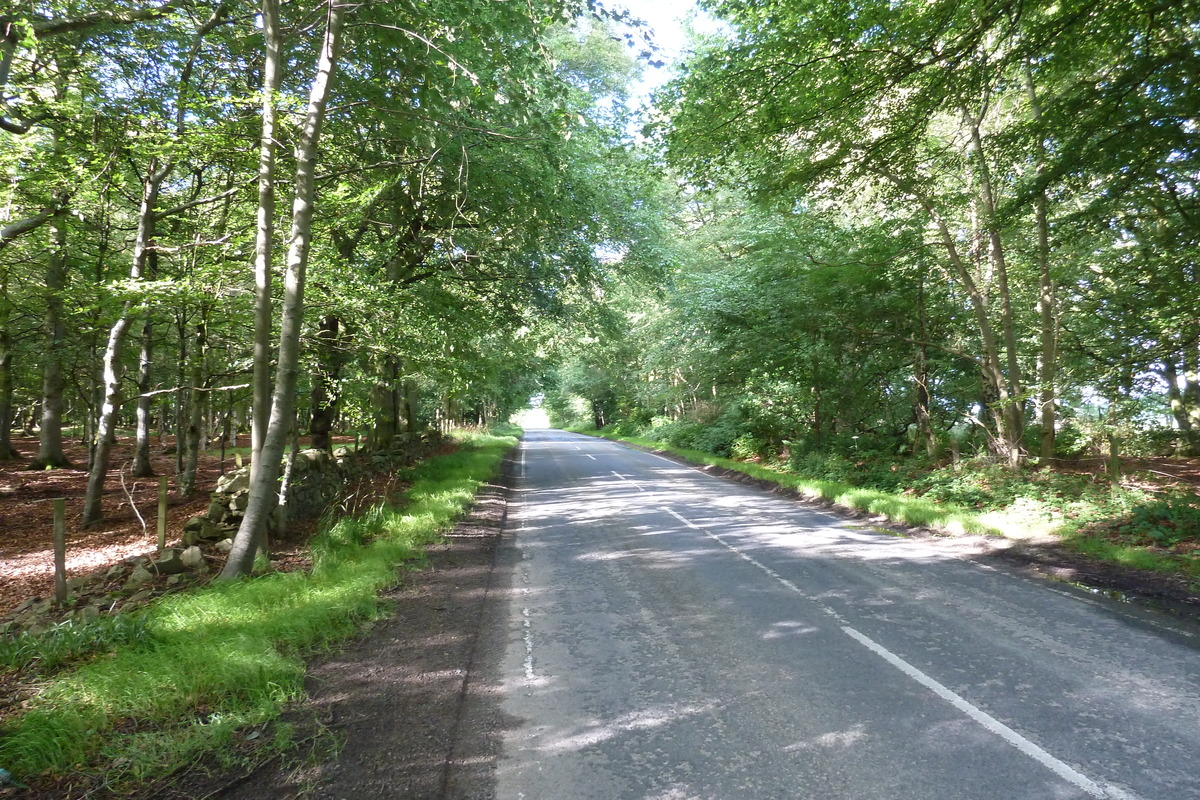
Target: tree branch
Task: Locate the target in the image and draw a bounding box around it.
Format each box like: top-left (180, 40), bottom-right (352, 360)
top-left (28, 1), bottom-right (186, 38)
top-left (0, 198), bottom-right (70, 251)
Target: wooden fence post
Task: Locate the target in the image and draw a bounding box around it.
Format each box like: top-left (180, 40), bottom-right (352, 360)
top-left (53, 498), bottom-right (67, 605)
top-left (158, 477), bottom-right (168, 554)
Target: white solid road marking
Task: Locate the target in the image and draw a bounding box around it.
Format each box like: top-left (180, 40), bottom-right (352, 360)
top-left (841, 627), bottom-right (1140, 800)
top-left (661, 505), bottom-right (1143, 800)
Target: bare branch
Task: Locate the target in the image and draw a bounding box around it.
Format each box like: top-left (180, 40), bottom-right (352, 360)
top-left (137, 382), bottom-right (251, 400)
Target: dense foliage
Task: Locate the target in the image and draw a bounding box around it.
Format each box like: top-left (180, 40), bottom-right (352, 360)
top-left (0, 1), bottom-right (664, 559)
top-left (551, 0), bottom-right (1200, 473)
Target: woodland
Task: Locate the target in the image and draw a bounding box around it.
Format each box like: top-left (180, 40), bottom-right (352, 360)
top-left (1, 0), bottom-right (1199, 792)
top-left (548, 0), bottom-right (1200, 561)
top-left (0, 0), bottom-right (1197, 582)
top-left (0, 0), bottom-right (664, 581)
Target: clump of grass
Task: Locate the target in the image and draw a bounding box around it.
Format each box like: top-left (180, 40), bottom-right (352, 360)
top-left (0, 612), bottom-right (152, 676)
top-left (0, 430), bottom-right (518, 787)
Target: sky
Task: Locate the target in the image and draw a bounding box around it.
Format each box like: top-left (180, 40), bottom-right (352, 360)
top-left (610, 0), bottom-right (719, 101)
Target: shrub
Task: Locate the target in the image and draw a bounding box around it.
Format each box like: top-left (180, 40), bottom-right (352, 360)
top-left (1119, 492), bottom-right (1200, 547)
top-left (910, 459), bottom-right (1103, 513)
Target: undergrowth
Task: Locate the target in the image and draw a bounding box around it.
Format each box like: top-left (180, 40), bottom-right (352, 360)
top-left (606, 434), bottom-right (999, 537)
top-left (579, 426), bottom-right (1200, 580)
top-left (0, 429), bottom-right (518, 789)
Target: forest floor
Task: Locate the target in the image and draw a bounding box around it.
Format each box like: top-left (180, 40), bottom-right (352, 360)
top-left (0, 433), bottom-right (344, 619)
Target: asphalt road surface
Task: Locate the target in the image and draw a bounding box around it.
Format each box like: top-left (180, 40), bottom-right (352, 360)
top-left (483, 429), bottom-right (1200, 800)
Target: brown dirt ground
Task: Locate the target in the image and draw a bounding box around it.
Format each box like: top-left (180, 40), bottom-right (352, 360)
top-left (0, 433), bottom-right (364, 619)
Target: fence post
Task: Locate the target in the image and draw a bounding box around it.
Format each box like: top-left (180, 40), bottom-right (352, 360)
top-left (53, 498), bottom-right (67, 605)
top-left (157, 477), bottom-right (169, 554)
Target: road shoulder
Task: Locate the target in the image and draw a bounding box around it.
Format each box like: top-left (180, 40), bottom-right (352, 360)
top-left (207, 454), bottom-right (517, 800)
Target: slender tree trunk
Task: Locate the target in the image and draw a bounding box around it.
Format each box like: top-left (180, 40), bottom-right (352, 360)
top-left (965, 116), bottom-right (1024, 466)
top-left (1183, 336), bottom-right (1200, 433)
top-left (275, 415), bottom-right (300, 541)
top-left (0, 267), bottom-right (17, 460)
top-left (403, 373), bottom-right (420, 432)
top-left (180, 320), bottom-right (206, 496)
top-left (83, 160), bottom-right (167, 526)
top-left (900, 178), bottom-right (1019, 465)
top-left (1163, 360), bottom-right (1195, 456)
top-left (81, 5), bottom-right (222, 524)
top-left (913, 268), bottom-right (938, 457)
top-left (250, 0), bottom-right (282, 487)
top-left (132, 320), bottom-right (156, 476)
top-left (221, 2), bottom-right (345, 579)
top-left (35, 219), bottom-right (71, 468)
top-left (174, 313), bottom-right (187, 475)
top-left (1024, 65), bottom-right (1058, 464)
top-left (309, 314), bottom-right (341, 451)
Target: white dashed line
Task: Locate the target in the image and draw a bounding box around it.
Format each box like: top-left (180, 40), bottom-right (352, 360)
top-left (661, 504), bottom-right (1144, 800)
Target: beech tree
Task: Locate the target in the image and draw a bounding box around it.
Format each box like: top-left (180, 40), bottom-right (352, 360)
top-left (654, 0), bottom-right (1200, 465)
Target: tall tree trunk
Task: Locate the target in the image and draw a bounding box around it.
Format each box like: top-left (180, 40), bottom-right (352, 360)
top-left (309, 314), bottom-right (341, 450)
top-left (35, 219), bottom-right (71, 468)
top-left (174, 313), bottom-right (187, 476)
top-left (131, 320), bottom-right (156, 476)
top-left (82, 3), bottom-right (222, 524)
top-left (913, 266), bottom-right (938, 457)
top-left (402, 372), bottom-right (420, 432)
top-left (83, 159), bottom-right (168, 526)
top-left (890, 171), bottom-right (1021, 467)
top-left (965, 115), bottom-right (1024, 466)
top-left (1183, 334), bottom-right (1200, 434)
top-left (250, 0), bottom-right (282, 487)
top-left (180, 320), bottom-right (206, 496)
top-left (1163, 360), bottom-right (1195, 456)
top-left (0, 266), bottom-right (17, 460)
top-left (1024, 65), bottom-right (1058, 464)
top-left (221, 1), bottom-right (346, 579)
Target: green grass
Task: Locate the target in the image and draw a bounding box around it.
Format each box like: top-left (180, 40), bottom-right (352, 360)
top-left (582, 428), bottom-right (1200, 581)
top-left (0, 429), bottom-right (518, 788)
top-left (604, 433), bottom-right (1001, 537)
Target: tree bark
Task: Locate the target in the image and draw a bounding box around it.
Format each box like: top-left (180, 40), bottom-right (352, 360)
top-left (82, 159), bottom-right (168, 526)
top-left (250, 0), bottom-right (282, 489)
top-left (34, 219), bottom-right (71, 468)
top-left (1023, 65), bottom-right (1058, 464)
top-left (180, 320), bottom-right (206, 497)
top-left (221, 1), bottom-right (345, 579)
top-left (889, 170), bottom-right (1022, 467)
top-left (0, 266), bottom-right (18, 460)
top-left (132, 320), bottom-right (156, 476)
top-left (310, 315), bottom-right (341, 450)
top-left (79, 5), bottom-right (223, 524)
top-left (1163, 360), bottom-right (1195, 456)
top-left (403, 372), bottom-right (421, 432)
top-left (965, 115), bottom-right (1024, 466)
top-left (913, 267), bottom-right (938, 457)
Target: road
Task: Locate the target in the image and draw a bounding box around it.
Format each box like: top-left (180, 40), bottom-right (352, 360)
top-left (480, 428), bottom-right (1200, 800)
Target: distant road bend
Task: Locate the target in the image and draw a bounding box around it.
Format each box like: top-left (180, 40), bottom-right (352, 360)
top-left (481, 428), bottom-right (1200, 800)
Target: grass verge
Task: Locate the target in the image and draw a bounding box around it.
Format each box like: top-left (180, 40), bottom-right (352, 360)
top-left (590, 432), bottom-right (1000, 537)
top-left (0, 429), bottom-right (518, 790)
top-left (577, 428), bottom-right (1200, 583)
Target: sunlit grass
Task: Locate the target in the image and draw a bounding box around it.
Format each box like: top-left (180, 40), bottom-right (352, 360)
top-left (589, 430), bottom-right (1200, 580)
top-left (610, 435), bottom-right (1001, 537)
top-left (0, 430), bottom-right (518, 786)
